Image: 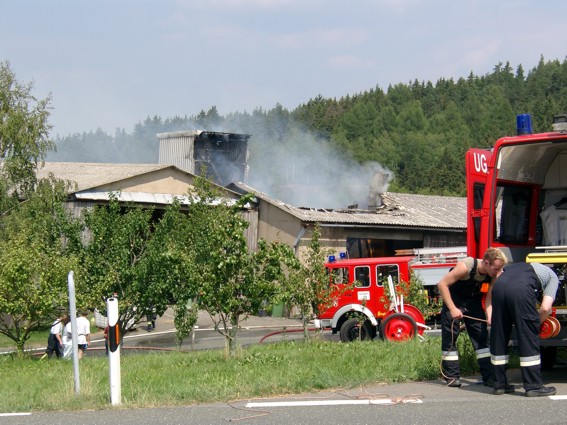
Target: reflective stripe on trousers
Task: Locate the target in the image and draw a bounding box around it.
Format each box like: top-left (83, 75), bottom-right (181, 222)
top-left (491, 354), bottom-right (509, 366)
top-left (520, 355), bottom-right (541, 368)
top-left (442, 350), bottom-right (459, 361)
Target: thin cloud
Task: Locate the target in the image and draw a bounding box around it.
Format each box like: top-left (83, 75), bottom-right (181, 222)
top-left (327, 55), bottom-right (376, 70)
top-left (275, 28), bottom-right (369, 50)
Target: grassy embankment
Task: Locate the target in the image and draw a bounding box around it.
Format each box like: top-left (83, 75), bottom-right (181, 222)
top-left (0, 334), bottom-right (483, 413)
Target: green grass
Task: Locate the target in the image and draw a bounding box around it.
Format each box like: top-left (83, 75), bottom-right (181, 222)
top-left (0, 335), bottom-right (484, 412)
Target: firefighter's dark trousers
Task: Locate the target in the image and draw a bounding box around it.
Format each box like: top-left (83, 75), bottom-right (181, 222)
top-left (441, 299), bottom-right (492, 383)
top-left (490, 265), bottom-right (542, 391)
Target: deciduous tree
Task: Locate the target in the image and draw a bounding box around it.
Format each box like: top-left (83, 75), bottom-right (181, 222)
top-left (279, 223), bottom-right (336, 340)
top-left (0, 179), bottom-right (78, 356)
top-left (184, 177), bottom-right (296, 356)
top-left (0, 63), bottom-right (77, 356)
top-left (78, 195), bottom-right (187, 341)
top-left (0, 61), bottom-right (54, 200)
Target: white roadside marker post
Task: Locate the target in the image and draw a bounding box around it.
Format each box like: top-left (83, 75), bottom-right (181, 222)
top-left (107, 297), bottom-right (122, 405)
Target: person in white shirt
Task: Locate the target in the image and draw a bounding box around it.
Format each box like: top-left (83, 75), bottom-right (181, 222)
top-left (44, 314), bottom-right (66, 359)
top-left (62, 317), bottom-right (73, 359)
top-left (76, 311), bottom-right (91, 359)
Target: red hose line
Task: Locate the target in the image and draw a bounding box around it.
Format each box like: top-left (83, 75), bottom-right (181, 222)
top-left (259, 328), bottom-right (317, 343)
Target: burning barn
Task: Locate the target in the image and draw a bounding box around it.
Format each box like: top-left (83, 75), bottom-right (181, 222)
top-left (157, 130), bottom-right (250, 187)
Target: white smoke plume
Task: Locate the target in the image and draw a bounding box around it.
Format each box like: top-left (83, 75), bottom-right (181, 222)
top-left (245, 126), bottom-right (393, 209)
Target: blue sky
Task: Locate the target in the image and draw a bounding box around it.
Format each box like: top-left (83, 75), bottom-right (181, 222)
top-left (2, 0), bottom-right (566, 137)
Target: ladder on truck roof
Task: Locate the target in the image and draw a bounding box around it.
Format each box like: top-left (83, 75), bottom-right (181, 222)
top-left (406, 246), bottom-right (468, 264)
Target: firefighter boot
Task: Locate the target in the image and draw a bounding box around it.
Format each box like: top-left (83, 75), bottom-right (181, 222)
top-left (493, 384), bottom-right (515, 395)
top-left (525, 386), bottom-right (556, 397)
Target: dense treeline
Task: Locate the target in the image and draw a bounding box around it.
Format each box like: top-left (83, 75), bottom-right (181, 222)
top-left (48, 56), bottom-right (567, 197)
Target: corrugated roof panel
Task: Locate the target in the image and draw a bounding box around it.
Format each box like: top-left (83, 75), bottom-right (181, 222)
top-left (228, 182), bottom-right (466, 230)
top-left (74, 191), bottom-right (239, 206)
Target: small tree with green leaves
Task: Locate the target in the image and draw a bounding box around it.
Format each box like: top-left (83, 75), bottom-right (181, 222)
top-left (280, 223), bottom-right (337, 340)
top-left (0, 178), bottom-right (79, 356)
top-left (78, 195), bottom-right (187, 341)
top-left (173, 297), bottom-right (199, 349)
top-left (0, 61), bottom-right (54, 201)
top-left (184, 176), bottom-right (296, 356)
top-left (168, 248), bottom-right (200, 350)
top-left (0, 63), bottom-right (81, 355)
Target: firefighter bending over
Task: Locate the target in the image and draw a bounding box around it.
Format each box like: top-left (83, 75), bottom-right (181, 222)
top-left (488, 262), bottom-right (559, 397)
top-left (437, 247), bottom-right (507, 388)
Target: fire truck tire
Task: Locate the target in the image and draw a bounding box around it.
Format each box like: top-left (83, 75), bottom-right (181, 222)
top-left (379, 313), bottom-right (418, 341)
top-left (339, 318), bottom-right (375, 342)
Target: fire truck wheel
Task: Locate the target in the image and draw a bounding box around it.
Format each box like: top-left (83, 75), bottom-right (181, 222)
top-left (379, 313), bottom-right (417, 341)
top-left (339, 318), bottom-right (375, 342)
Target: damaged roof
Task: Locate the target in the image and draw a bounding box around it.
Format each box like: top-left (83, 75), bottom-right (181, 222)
top-left (228, 182), bottom-right (466, 230)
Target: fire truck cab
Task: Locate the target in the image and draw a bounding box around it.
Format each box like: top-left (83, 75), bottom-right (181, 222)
top-left (466, 114), bottom-right (567, 367)
top-left (316, 247), bottom-right (466, 342)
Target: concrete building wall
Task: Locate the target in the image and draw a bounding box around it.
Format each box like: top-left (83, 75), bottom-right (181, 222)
top-left (256, 201), bottom-right (303, 248)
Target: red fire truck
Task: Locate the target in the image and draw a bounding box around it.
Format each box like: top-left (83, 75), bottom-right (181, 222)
top-left (315, 246), bottom-right (467, 342)
top-left (466, 113), bottom-right (567, 367)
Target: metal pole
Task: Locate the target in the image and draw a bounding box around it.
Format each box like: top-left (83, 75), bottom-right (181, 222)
top-left (67, 270), bottom-right (80, 396)
top-left (107, 297), bottom-right (121, 405)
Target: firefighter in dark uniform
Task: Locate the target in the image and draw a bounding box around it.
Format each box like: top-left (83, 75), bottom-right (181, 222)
top-left (437, 248), bottom-right (507, 387)
top-left (488, 262), bottom-right (559, 396)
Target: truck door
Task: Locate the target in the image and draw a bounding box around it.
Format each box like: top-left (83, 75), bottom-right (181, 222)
top-left (466, 148), bottom-right (492, 258)
top-left (324, 264), bottom-right (377, 316)
top-left (374, 263), bottom-right (401, 314)
top-left (351, 265), bottom-right (377, 313)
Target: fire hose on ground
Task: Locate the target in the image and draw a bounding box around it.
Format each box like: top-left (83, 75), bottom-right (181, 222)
top-left (259, 328), bottom-right (317, 343)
